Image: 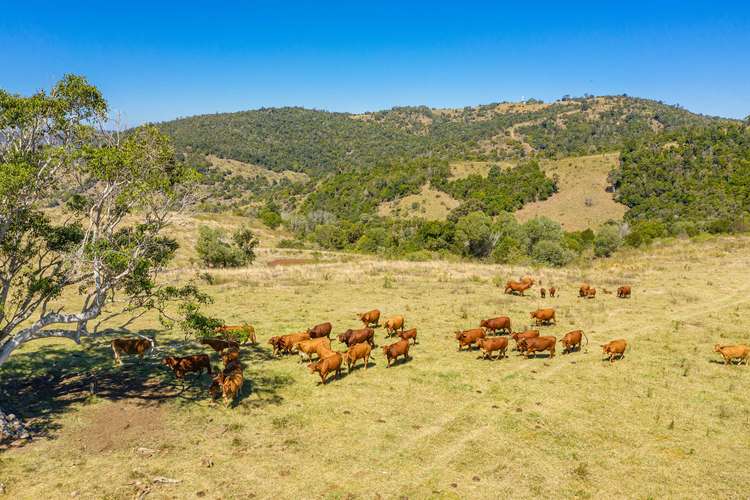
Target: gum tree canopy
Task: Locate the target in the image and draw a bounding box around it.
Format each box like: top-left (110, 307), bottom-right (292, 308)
top-left (0, 75), bottom-right (200, 365)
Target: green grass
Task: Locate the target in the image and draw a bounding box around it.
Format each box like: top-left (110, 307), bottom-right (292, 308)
top-left (2, 235), bottom-right (750, 498)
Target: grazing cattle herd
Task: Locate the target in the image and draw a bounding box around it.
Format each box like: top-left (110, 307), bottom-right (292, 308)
top-left (108, 277), bottom-right (750, 407)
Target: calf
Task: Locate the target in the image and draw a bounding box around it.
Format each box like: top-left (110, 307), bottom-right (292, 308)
top-left (479, 316), bottom-right (511, 335)
top-left (540, 288), bottom-right (546, 299)
top-left (522, 336), bottom-right (556, 358)
top-left (579, 284), bottom-right (591, 298)
top-left (476, 337), bottom-right (508, 360)
top-left (308, 352), bottom-right (343, 384)
top-left (398, 327), bottom-right (418, 345)
top-left (296, 337), bottom-right (332, 363)
top-left (111, 337), bottom-right (154, 366)
top-left (549, 286), bottom-right (557, 298)
top-left (559, 330), bottom-right (587, 354)
top-left (382, 339), bottom-right (410, 367)
top-left (308, 322), bottom-right (333, 339)
top-left (343, 342), bottom-right (372, 371)
top-left (617, 286), bottom-right (632, 298)
top-left (455, 328), bottom-right (486, 351)
top-left (714, 344), bottom-right (750, 366)
top-left (209, 365), bottom-right (244, 406)
top-left (512, 330), bottom-right (540, 351)
top-left (357, 309), bottom-right (381, 327)
top-left (601, 339), bottom-right (627, 363)
top-left (338, 327), bottom-right (375, 347)
top-left (162, 354), bottom-right (212, 379)
top-left (530, 308), bottom-right (556, 326)
top-left (200, 337), bottom-right (240, 353)
top-left (384, 315), bottom-right (405, 337)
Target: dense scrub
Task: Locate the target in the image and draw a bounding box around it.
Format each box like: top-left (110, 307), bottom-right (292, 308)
top-left (611, 123), bottom-right (750, 233)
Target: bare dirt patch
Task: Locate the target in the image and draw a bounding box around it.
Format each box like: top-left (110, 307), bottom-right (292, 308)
top-left (70, 401), bottom-right (166, 453)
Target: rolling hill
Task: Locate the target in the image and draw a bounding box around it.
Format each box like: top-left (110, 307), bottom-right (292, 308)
top-left (156, 95), bottom-right (724, 177)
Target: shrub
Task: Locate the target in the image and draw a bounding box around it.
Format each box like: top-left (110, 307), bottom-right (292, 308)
top-left (624, 220), bottom-right (667, 247)
top-left (195, 225), bottom-right (257, 267)
top-left (594, 225), bottom-right (622, 257)
top-left (531, 240), bottom-right (574, 267)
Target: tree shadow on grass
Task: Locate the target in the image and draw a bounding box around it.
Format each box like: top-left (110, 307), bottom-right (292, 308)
top-left (0, 329), bottom-right (290, 440)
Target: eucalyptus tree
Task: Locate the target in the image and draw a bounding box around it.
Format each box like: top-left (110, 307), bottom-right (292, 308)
top-left (0, 75), bottom-right (202, 365)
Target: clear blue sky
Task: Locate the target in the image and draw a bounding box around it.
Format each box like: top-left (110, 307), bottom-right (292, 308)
top-left (2, 1), bottom-right (748, 125)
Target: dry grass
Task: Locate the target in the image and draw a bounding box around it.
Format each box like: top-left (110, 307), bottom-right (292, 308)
top-left (207, 155), bottom-right (309, 184)
top-left (2, 235), bottom-right (750, 498)
top-left (516, 153), bottom-right (626, 230)
top-left (377, 184), bottom-right (460, 219)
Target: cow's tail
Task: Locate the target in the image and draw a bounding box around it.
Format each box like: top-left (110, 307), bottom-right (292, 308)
top-left (582, 331), bottom-right (589, 347)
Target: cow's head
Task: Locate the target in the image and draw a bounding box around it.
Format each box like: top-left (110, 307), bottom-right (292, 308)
top-left (713, 344), bottom-right (723, 353)
top-left (162, 356), bottom-right (177, 368)
top-left (529, 311), bottom-right (537, 318)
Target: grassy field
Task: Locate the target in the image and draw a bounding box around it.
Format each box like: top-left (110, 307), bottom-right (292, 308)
top-left (2, 234), bottom-right (750, 499)
top-left (515, 154), bottom-right (626, 231)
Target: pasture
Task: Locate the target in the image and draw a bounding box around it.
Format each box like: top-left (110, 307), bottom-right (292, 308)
top-left (2, 235), bottom-right (750, 498)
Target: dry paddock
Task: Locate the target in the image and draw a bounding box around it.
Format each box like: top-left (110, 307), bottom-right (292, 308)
top-left (2, 235), bottom-right (750, 498)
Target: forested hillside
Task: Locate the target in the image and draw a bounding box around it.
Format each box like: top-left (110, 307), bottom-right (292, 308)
top-left (611, 122), bottom-right (750, 232)
top-left (157, 95), bottom-right (720, 176)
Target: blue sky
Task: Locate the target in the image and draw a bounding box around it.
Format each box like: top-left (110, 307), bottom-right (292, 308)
top-left (2, 1), bottom-right (748, 125)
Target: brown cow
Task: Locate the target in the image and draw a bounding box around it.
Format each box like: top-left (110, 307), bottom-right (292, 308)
top-left (308, 322), bottom-right (333, 339)
top-left (549, 286), bottom-right (557, 298)
top-left (357, 309), bottom-right (381, 327)
top-left (476, 337), bottom-right (508, 360)
top-left (398, 327), bottom-right (418, 345)
top-left (559, 330), bottom-right (588, 354)
top-left (268, 336), bottom-right (284, 356)
top-left (522, 336), bottom-right (556, 358)
top-left (382, 339), bottom-right (410, 367)
top-left (296, 337), bottom-right (332, 363)
top-left (111, 337), bottom-right (154, 366)
top-left (617, 286), bottom-right (632, 298)
top-left (480, 316), bottom-right (511, 335)
top-left (530, 308), bottom-right (556, 326)
top-left (714, 344), bottom-right (750, 366)
top-left (221, 348), bottom-right (241, 367)
top-left (343, 342), bottom-right (372, 371)
top-left (215, 324), bottom-right (256, 345)
top-left (579, 284), bottom-right (591, 297)
top-left (200, 337), bottom-right (240, 353)
top-left (162, 354), bottom-right (212, 379)
top-left (505, 280), bottom-right (533, 296)
top-left (279, 332), bottom-right (311, 354)
top-left (586, 288), bottom-right (597, 299)
top-left (308, 352), bottom-right (343, 384)
top-left (338, 327), bottom-right (375, 347)
top-left (511, 330), bottom-right (540, 351)
top-left (209, 366), bottom-right (244, 406)
top-left (455, 328), bottom-right (486, 351)
top-left (540, 288), bottom-right (546, 299)
top-left (384, 315), bottom-right (405, 337)
top-left (601, 339), bottom-right (627, 363)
